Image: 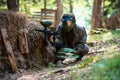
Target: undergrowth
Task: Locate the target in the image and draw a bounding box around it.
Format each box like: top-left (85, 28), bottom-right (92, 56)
top-left (68, 29), bottom-right (120, 80)
top-left (91, 54), bottom-right (120, 80)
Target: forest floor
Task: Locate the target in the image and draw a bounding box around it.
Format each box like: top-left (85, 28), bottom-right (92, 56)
top-left (0, 29), bottom-right (120, 80)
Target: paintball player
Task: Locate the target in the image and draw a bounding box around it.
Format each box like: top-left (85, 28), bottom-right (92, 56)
top-left (55, 13), bottom-right (89, 59)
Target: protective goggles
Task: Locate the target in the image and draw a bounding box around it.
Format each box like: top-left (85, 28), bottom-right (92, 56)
top-left (61, 16), bottom-right (73, 21)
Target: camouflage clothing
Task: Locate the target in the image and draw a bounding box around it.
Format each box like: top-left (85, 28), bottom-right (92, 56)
top-left (55, 13), bottom-right (89, 58)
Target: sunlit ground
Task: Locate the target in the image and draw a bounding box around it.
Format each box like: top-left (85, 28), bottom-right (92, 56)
top-left (87, 29), bottom-right (120, 42)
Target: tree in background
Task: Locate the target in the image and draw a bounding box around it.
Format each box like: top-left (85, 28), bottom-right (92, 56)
top-left (7, 0), bottom-right (19, 12)
top-left (63, 0), bottom-right (74, 13)
top-left (43, 0), bottom-right (46, 9)
top-left (56, 0), bottom-right (63, 26)
top-left (69, 0), bottom-right (73, 13)
top-left (91, 0), bottom-right (102, 30)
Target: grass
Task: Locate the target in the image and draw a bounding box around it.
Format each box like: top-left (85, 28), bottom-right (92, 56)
top-left (78, 55), bottom-right (94, 68)
top-left (87, 29), bottom-right (120, 42)
top-left (91, 54), bottom-right (120, 80)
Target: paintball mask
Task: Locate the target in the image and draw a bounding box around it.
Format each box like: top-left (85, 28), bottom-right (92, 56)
top-left (61, 13), bottom-right (75, 22)
top-left (61, 13), bottom-right (76, 32)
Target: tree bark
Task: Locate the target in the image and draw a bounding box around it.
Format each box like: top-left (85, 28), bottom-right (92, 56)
top-left (56, 0), bottom-right (63, 27)
top-left (91, 0), bottom-right (102, 30)
top-left (7, 0), bottom-right (19, 12)
top-left (69, 0), bottom-right (73, 13)
top-left (44, 0), bottom-right (47, 10)
top-left (18, 28), bottom-right (29, 54)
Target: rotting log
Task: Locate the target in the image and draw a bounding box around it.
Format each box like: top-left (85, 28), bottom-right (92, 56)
top-left (18, 28), bottom-right (29, 54)
top-left (1, 28), bottom-right (18, 73)
top-left (18, 28), bottom-right (32, 68)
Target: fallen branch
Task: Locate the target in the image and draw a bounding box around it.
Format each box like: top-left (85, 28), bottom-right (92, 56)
top-left (1, 28), bottom-right (18, 73)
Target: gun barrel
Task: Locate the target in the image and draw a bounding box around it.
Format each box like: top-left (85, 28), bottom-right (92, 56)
top-left (35, 29), bottom-right (43, 32)
top-left (35, 29), bottom-right (58, 36)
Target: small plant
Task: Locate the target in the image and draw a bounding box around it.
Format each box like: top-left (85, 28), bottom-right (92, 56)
top-left (78, 55), bottom-right (94, 68)
top-left (48, 62), bottom-right (56, 68)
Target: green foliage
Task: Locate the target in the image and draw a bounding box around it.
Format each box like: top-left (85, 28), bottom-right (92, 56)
top-left (47, 62), bottom-right (55, 68)
top-left (0, 0), bottom-right (7, 10)
top-left (91, 54), bottom-right (120, 80)
top-left (0, 0), bottom-right (93, 26)
top-left (68, 53), bottom-right (120, 80)
top-left (20, 0), bottom-right (43, 16)
top-left (0, 0), bottom-right (6, 6)
top-left (111, 29), bottom-right (120, 38)
top-left (104, 0), bottom-right (120, 17)
top-left (78, 55), bottom-right (94, 68)
top-left (69, 71), bottom-right (79, 80)
top-left (19, 0), bottom-right (56, 16)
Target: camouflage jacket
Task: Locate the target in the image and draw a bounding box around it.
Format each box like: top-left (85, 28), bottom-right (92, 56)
top-left (55, 23), bottom-right (87, 51)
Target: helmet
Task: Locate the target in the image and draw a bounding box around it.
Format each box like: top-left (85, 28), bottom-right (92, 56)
top-left (61, 13), bottom-right (76, 22)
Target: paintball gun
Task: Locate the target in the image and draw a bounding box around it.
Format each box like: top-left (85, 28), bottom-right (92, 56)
top-left (35, 20), bottom-right (58, 42)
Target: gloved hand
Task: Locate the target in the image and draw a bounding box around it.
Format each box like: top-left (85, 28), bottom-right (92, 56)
top-left (55, 43), bottom-right (66, 50)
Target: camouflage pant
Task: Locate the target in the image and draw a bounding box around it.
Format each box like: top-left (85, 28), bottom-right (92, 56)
top-left (74, 44), bottom-right (89, 58)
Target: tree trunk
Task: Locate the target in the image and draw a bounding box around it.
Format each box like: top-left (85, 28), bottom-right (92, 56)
top-left (56, 0), bottom-right (63, 27)
top-left (7, 0), bottom-right (19, 12)
top-left (43, 0), bottom-right (47, 18)
top-left (69, 0), bottom-right (73, 13)
top-left (44, 0), bottom-right (47, 10)
top-left (91, 0), bottom-right (102, 30)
